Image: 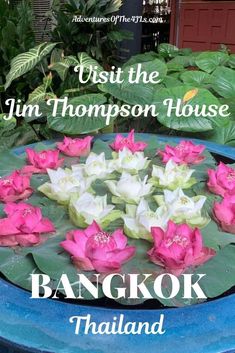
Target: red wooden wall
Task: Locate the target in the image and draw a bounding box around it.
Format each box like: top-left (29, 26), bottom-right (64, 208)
top-left (170, 0), bottom-right (235, 52)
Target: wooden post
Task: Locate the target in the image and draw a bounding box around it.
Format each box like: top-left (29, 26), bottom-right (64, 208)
top-left (169, 0), bottom-right (178, 45)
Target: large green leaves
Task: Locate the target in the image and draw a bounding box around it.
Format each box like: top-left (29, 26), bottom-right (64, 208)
top-left (196, 245), bottom-right (235, 298)
top-left (158, 43), bottom-right (179, 59)
top-left (227, 54), bottom-right (235, 68)
top-left (153, 86), bottom-right (223, 132)
top-left (5, 42), bottom-right (57, 89)
top-left (99, 80), bottom-right (155, 106)
top-left (195, 51), bottom-right (229, 73)
top-left (180, 70), bottom-right (211, 87)
top-left (211, 66), bottom-right (235, 98)
top-left (47, 93), bottom-right (117, 134)
top-left (0, 150), bottom-right (25, 176)
top-left (76, 52), bottom-right (103, 74)
top-left (0, 250), bottom-right (39, 291)
top-left (0, 114), bottom-right (16, 134)
top-left (99, 59), bottom-right (167, 105)
top-left (205, 121), bottom-right (235, 147)
top-left (123, 52), bottom-right (159, 68)
top-left (49, 56), bottom-right (79, 81)
top-left (103, 0), bottom-right (123, 15)
top-left (167, 55), bottom-right (196, 68)
top-left (27, 75), bottom-right (56, 104)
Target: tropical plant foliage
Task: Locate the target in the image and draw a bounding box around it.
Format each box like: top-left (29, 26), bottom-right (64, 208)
top-left (0, 0), bottom-right (46, 148)
top-left (2, 41), bottom-right (235, 149)
top-left (1, 2), bottom-right (235, 149)
top-left (50, 0), bottom-right (132, 63)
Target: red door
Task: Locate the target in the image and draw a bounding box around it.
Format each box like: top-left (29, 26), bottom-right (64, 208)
top-left (171, 1), bottom-right (235, 52)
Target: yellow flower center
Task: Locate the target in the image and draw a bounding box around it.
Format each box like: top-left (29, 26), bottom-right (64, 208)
top-left (180, 197), bottom-right (189, 204)
top-left (60, 176), bottom-right (75, 184)
top-left (125, 155), bottom-right (134, 162)
top-left (91, 161), bottom-right (102, 168)
top-left (146, 211), bottom-right (156, 218)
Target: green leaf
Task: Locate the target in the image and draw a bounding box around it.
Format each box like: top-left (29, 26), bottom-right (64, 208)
top-left (27, 85), bottom-right (46, 104)
top-left (77, 52), bottom-right (103, 74)
top-left (153, 86), bottom-right (222, 132)
top-left (180, 70), bottom-right (211, 87)
top-left (107, 30), bottom-right (133, 42)
top-left (27, 85), bottom-right (56, 104)
top-left (103, 0), bottom-right (123, 14)
top-left (163, 76), bottom-right (182, 88)
top-left (227, 54), bottom-right (235, 68)
top-left (123, 52), bottom-right (159, 68)
top-left (158, 43), bottom-right (179, 58)
top-left (99, 81), bottom-right (155, 106)
top-left (5, 42), bottom-right (58, 90)
top-left (168, 55), bottom-right (196, 68)
top-left (197, 245), bottom-right (235, 298)
top-left (91, 139), bottom-right (113, 159)
top-left (31, 239), bottom-right (78, 281)
top-left (190, 150), bottom-right (217, 181)
top-left (49, 56), bottom-right (79, 81)
top-left (0, 114), bottom-right (16, 135)
top-left (195, 51), bottom-right (229, 73)
top-left (0, 250), bottom-right (39, 291)
top-left (211, 66), bottom-right (235, 98)
top-left (202, 221), bottom-right (235, 250)
top-left (0, 132), bottom-right (22, 153)
top-left (205, 121), bottom-right (235, 146)
top-left (47, 93), bottom-right (117, 134)
top-left (50, 48), bottom-right (64, 65)
top-left (0, 150), bottom-right (25, 176)
top-left (219, 98), bottom-right (235, 118)
top-left (166, 62), bottom-right (184, 73)
top-left (178, 48), bottom-right (193, 56)
top-left (99, 59), bottom-right (167, 105)
top-left (123, 58), bottom-right (167, 82)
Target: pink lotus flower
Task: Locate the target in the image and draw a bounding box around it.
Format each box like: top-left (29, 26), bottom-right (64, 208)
top-left (214, 195), bottom-right (235, 234)
top-left (207, 162), bottom-right (235, 197)
top-left (0, 202), bottom-right (55, 247)
top-left (158, 140), bottom-right (205, 165)
top-left (57, 136), bottom-right (93, 157)
top-left (22, 148), bottom-right (64, 174)
top-left (60, 221), bottom-right (136, 273)
top-left (110, 130), bottom-right (147, 153)
top-left (148, 220), bottom-right (215, 276)
top-left (0, 170), bottom-right (33, 203)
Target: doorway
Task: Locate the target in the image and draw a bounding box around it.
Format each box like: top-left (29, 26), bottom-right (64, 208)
top-left (142, 0), bottom-right (172, 52)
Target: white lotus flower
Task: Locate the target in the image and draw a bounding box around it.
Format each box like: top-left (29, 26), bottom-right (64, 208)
top-left (38, 168), bottom-right (91, 205)
top-left (111, 147), bottom-right (150, 174)
top-left (149, 159), bottom-right (196, 190)
top-left (105, 172), bottom-right (153, 204)
top-left (72, 152), bottom-right (114, 180)
top-left (69, 192), bottom-right (122, 228)
top-left (123, 199), bottom-right (170, 241)
top-left (154, 188), bottom-right (210, 228)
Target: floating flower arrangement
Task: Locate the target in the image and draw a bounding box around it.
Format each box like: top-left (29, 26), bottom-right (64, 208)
top-left (0, 131), bottom-right (235, 307)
